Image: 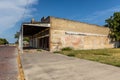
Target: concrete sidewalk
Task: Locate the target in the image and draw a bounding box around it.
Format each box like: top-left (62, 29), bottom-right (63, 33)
top-left (21, 52), bottom-right (120, 80)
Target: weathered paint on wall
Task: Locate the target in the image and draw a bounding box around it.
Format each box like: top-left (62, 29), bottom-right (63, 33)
top-left (50, 29), bottom-right (114, 51)
top-left (49, 16), bottom-right (114, 51)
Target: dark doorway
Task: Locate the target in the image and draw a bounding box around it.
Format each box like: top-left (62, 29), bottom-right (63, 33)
top-left (39, 36), bottom-right (49, 50)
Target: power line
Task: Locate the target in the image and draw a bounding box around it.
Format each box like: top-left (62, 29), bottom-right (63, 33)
top-left (2, 0), bottom-right (30, 43)
top-left (21, 0), bottom-right (29, 21)
top-left (14, 0), bottom-right (29, 30)
top-left (14, 0), bottom-right (29, 38)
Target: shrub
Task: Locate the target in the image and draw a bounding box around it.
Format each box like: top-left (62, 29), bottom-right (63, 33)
top-left (53, 51), bottom-right (60, 53)
top-left (61, 47), bottom-right (73, 51)
top-left (67, 53), bottom-right (75, 57)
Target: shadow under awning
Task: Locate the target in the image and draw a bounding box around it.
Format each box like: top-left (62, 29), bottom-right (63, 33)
top-left (23, 23), bottom-right (50, 36)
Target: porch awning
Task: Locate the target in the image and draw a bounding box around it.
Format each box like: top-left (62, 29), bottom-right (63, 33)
top-left (23, 23), bottom-right (50, 36)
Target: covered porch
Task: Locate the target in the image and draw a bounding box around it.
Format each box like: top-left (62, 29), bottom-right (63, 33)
top-left (19, 22), bottom-right (50, 53)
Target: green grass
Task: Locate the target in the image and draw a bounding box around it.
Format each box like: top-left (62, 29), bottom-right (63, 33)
top-left (56, 48), bottom-right (120, 67)
top-left (37, 49), bottom-right (42, 51)
top-left (53, 51), bottom-right (60, 53)
top-left (61, 47), bottom-right (73, 51)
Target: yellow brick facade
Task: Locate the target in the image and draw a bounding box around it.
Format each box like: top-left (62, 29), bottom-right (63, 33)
top-left (49, 17), bottom-right (114, 51)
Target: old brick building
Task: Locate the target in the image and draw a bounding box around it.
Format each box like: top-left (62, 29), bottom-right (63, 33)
top-left (19, 16), bottom-right (117, 52)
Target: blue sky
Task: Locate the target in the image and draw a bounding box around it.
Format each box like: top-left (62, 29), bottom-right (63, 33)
top-left (0, 0), bottom-right (120, 43)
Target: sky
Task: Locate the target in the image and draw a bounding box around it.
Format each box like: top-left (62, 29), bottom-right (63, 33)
top-left (0, 0), bottom-right (120, 43)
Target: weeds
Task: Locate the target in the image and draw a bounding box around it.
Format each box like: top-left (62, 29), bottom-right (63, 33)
top-left (61, 47), bottom-right (73, 51)
top-left (55, 48), bottom-right (120, 67)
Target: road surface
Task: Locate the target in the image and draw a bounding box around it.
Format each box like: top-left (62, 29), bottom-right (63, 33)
top-left (0, 46), bottom-right (18, 80)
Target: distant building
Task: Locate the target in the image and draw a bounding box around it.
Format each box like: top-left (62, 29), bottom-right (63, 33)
top-left (19, 16), bottom-right (119, 52)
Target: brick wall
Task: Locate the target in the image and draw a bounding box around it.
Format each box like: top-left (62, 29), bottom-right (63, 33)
top-left (50, 17), bottom-right (109, 35)
top-left (50, 30), bottom-right (114, 51)
top-left (49, 17), bottom-right (114, 51)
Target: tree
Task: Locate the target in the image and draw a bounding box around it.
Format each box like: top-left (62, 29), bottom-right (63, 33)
top-left (0, 38), bottom-right (9, 45)
top-left (23, 37), bottom-right (29, 42)
top-left (105, 12), bottom-right (120, 41)
top-left (14, 32), bottom-right (30, 44)
top-left (14, 32), bottom-right (19, 39)
top-left (14, 32), bottom-right (20, 44)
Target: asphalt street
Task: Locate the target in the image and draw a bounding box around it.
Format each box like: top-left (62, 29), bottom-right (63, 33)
top-left (0, 46), bottom-right (18, 80)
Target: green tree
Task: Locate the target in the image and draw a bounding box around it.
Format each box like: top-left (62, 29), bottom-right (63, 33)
top-left (14, 32), bottom-right (19, 39)
top-left (105, 12), bottom-right (120, 41)
top-left (0, 38), bottom-right (9, 45)
top-left (14, 32), bottom-right (20, 44)
top-left (23, 37), bottom-right (29, 42)
top-left (14, 32), bottom-right (30, 44)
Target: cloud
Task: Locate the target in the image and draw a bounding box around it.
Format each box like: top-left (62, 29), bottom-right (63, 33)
top-left (81, 6), bottom-right (120, 24)
top-left (70, 6), bottom-right (120, 25)
top-left (0, 0), bottom-right (38, 34)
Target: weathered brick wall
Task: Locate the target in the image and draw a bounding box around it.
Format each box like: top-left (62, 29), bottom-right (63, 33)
top-left (50, 30), bottom-right (114, 51)
top-left (49, 17), bottom-right (114, 51)
top-left (50, 17), bottom-right (109, 35)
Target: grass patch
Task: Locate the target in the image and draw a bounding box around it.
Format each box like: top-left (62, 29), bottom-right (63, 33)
top-left (67, 52), bottom-right (75, 57)
top-left (37, 49), bottom-right (42, 51)
top-left (61, 47), bottom-right (73, 51)
top-left (53, 51), bottom-right (60, 53)
top-left (56, 48), bottom-right (120, 67)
